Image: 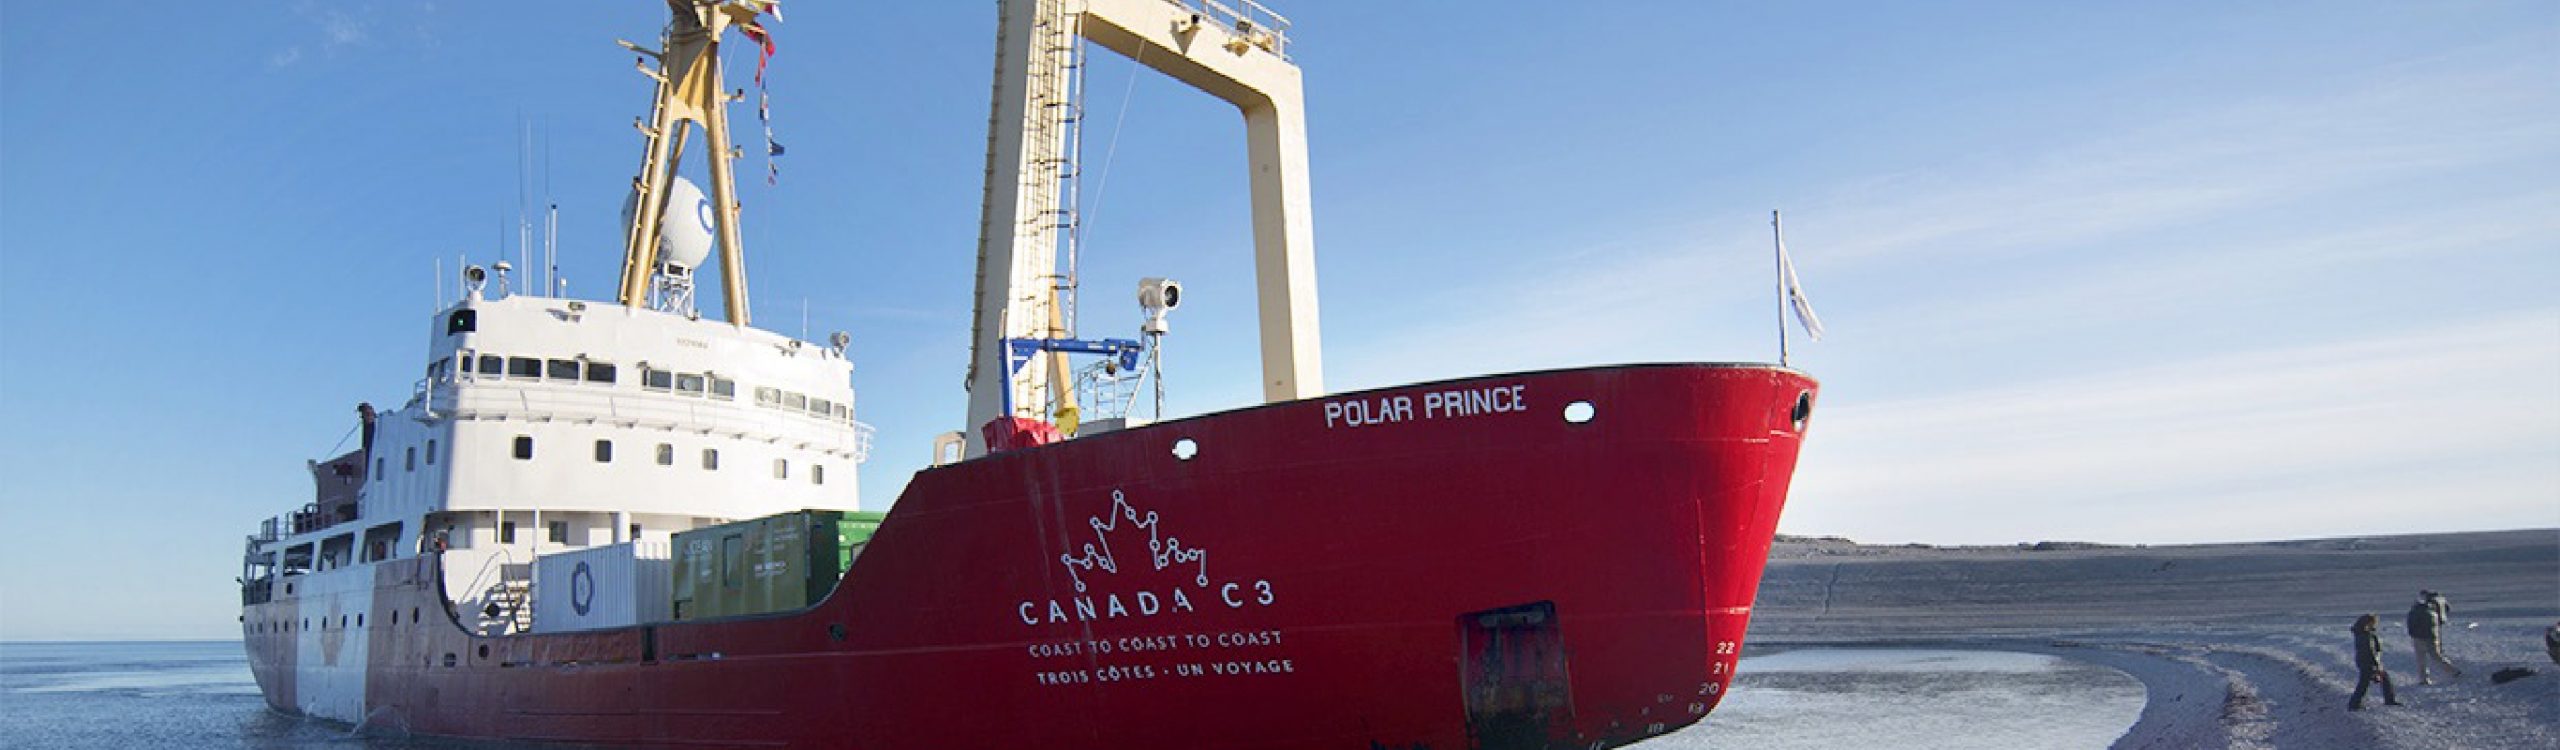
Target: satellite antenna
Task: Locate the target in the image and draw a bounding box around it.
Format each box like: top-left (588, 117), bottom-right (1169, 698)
top-left (633, 176), bottom-right (717, 316)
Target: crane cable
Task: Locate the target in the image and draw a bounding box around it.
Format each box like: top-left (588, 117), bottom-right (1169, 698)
top-left (1074, 43), bottom-right (1145, 255)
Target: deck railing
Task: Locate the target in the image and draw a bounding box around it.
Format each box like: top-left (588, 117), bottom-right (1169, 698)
top-left (1168, 0), bottom-right (1291, 57)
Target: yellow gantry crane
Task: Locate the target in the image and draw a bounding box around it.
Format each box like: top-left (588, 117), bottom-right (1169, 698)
top-left (616, 0), bottom-right (775, 326)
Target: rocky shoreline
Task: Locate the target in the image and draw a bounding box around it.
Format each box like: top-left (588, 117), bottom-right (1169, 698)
top-left (1739, 529), bottom-right (2559, 748)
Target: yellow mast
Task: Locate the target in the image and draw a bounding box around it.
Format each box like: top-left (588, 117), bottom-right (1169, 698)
top-left (616, 0), bottom-right (771, 325)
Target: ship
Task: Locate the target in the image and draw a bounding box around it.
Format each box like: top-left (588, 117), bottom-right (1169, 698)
top-left (236, 1), bottom-right (1820, 748)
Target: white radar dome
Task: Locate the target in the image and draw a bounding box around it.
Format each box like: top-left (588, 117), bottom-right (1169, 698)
top-left (657, 176), bottom-right (717, 270)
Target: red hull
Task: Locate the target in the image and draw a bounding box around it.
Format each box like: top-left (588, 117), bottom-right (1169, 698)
top-left (246, 364), bottom-right (1816, 748)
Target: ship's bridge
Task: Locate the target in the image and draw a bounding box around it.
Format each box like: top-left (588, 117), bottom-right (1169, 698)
top-left (384, 292), bottom-right (872, 522)
top-left (242, 291), bottom-right (875, 617)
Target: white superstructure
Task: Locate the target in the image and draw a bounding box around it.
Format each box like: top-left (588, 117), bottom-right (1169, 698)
top-left (243, 280), bottom-right (873, 626)
top-left (234, 0), bottom-right (868, 721)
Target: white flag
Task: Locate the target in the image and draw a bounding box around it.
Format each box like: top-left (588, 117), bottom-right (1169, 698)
top-left (1779, 239), bottom-right (1824, 341)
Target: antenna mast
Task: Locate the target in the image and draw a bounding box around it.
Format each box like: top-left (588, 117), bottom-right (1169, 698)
top-left (614, 0), bottom-right (776, 326)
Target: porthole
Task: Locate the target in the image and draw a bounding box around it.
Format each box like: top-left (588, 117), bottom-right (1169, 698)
top-left (443, 653), bottom-right (458, 668)
top-left (390, 610), bottom-right (399, 625)
top-left (1790, 391), bottom-right (1815, 432)
top-left (356, 614), bottom-right (364, 628)
top-left (513, 435), bottom-right (535, 460)
top-left (1563, 401), bottom-right (1596, 424)
top-left (412, 607), bottom-right (421, 623)
top-left (1171, 438), bottom-right (1199, 461)
top-left (478, 644), bottom-right (490, 659)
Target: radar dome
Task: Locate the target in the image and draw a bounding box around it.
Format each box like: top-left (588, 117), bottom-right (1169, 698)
top-left (657, 176), bottom-right (717, 270)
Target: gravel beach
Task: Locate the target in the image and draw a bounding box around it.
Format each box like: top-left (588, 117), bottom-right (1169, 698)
top-left (1742, 529), bottom-right (2559, 749)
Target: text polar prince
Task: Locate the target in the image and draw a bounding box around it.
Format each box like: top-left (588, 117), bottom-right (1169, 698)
top-left (1324, 383), bottom-right (1528, 429)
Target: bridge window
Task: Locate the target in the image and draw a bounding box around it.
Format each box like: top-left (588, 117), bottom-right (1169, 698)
top-left (500, 521), bottom-right (517, 545)
top-left (360, 522), bottom-right (401, 563)
top-left (643, 367), bottom-right (674, 391)
top-left (810, 398), bottom-right (833, 417)
top-left (513, 435), bottom-right (534, 460)
top-left (710, 377), bottom-right (736, 400)
top-left (755, 387), bottom-right (781, 407)
top-left (594, 440), bottom-right (614, 463)
top-left (784, 392), bottom-right (807, 411)
top-left (547, 359), bottom-right (580, 380)
top-left (585, 363), bottom-right (617, 384)
top-left (677, 373), bottom-right (706, 396)
top-left (548, 521), bottom-right (569, 545)
top-left (508, 357), bottom-right (540, 378)
top-left (477, 355), bottom-right (502, 376)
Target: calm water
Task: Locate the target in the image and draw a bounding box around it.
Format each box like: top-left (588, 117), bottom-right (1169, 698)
top-left (1670, 648), bottom-right (2147, 748)
top-left (2, 642), bottom-right (2142, 748)
top-left (0, 641), bottom-right (495, 750)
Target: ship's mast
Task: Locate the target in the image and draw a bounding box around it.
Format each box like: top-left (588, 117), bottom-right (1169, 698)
top-left (964, 0), bottom-right (1324, 456)
top-left (616, 0), bottom-right (772, 326)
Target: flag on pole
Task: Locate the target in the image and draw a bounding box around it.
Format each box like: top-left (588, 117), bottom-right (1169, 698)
top-left (1778, 237), bottom-right (1824, 341)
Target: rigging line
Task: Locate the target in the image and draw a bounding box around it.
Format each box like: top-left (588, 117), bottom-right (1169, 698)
top-left (321, 423), bottom-right (360, 459)
top-left (1074, 43), bottom-right (1145, 259)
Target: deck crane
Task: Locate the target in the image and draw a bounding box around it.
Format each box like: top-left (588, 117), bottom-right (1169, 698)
top-left (965, 0), bottom-right (1325, 457)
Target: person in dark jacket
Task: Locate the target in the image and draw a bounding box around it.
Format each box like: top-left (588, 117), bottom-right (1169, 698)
top-left (2350, 614), bottom-right (2401, 710)
top-left (2407, 591), bottom-right (2462, 683)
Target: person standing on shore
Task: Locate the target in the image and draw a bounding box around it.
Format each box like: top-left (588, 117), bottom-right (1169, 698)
top-left (2350, 614), bottom-right (2402, 710)
top-left (2407, 591), bottom-right (2462, 683)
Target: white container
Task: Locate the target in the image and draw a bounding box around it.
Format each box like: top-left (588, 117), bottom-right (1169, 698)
top-left (532, 541), bottom-right (673, 633)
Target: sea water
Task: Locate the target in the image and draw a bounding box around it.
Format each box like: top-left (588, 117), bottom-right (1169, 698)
top-left (1665, 648), bottom-right (2148, 748)
top-left (3, 642), bottom-right (2144, 748)
top-left (0, 641), bottom-right (488, 749)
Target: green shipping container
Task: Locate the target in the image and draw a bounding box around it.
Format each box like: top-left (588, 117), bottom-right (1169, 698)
top-left (671, 510), bottom-right (888, 621)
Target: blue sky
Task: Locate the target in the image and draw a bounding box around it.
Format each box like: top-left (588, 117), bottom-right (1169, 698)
top-left (2, 2), bottom-right (2552, 640)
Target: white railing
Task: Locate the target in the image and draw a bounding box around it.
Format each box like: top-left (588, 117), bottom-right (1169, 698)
top-left (416, 381), bottom-right (873, 461)
top-left (1169, 0), bottom-right (1291, 57)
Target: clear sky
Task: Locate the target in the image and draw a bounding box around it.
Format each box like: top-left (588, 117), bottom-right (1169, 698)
top-left (2, 2), bottom-right (2552, 640)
